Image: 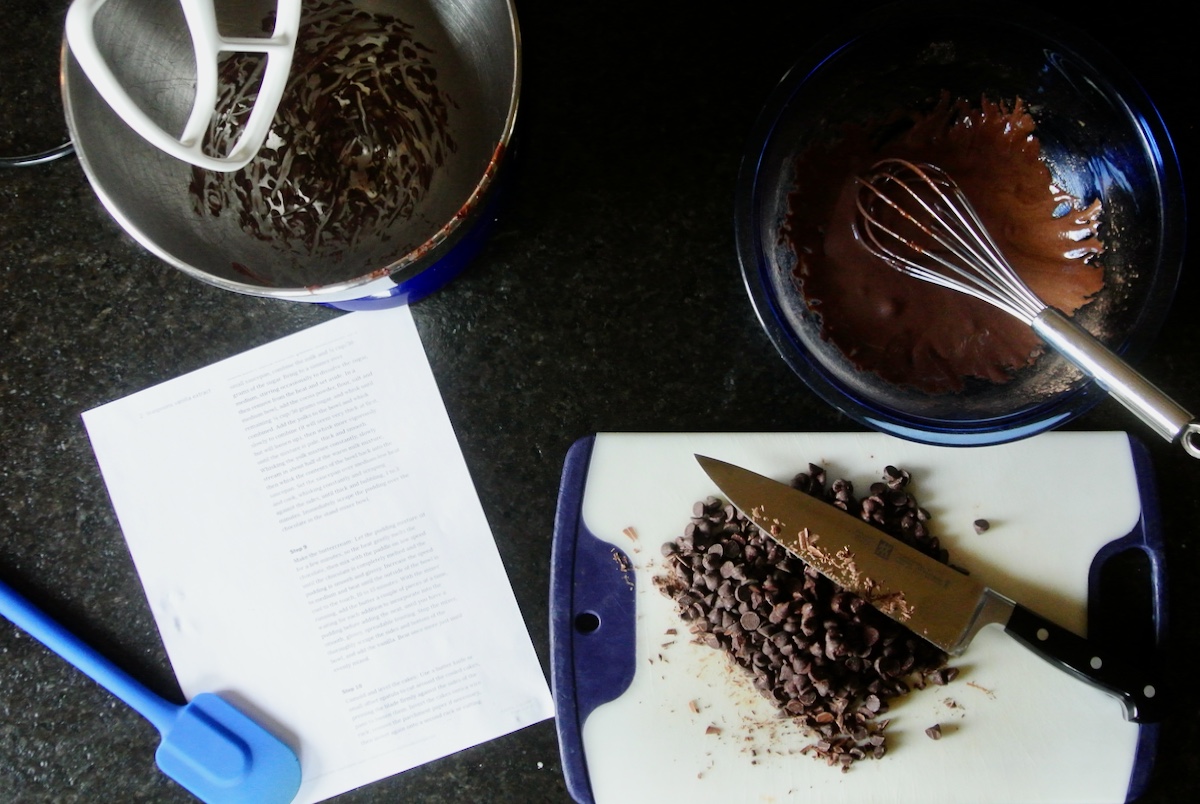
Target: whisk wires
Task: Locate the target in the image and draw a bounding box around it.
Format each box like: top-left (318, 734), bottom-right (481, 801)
top-left (854, 158), bottom-right (1046, 324)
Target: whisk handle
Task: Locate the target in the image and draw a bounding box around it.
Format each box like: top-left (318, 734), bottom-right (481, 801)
top-left (1034, 309), bottom-right (1200, 458)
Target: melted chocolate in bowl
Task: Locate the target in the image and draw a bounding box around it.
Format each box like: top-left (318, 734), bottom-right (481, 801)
top-left (784, 95), bottom-right (1105, 395)
top-left (738, 13), bottom-right (1184, 440)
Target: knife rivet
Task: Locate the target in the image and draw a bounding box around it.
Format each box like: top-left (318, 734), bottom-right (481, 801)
top-left (1090, 656), bottom-right (1103, 670)
top-left (1036, 628), bottom-right (1049, 641)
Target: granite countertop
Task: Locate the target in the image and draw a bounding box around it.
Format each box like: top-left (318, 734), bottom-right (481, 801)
top-left (2, 1), bottom-right (1198, 801)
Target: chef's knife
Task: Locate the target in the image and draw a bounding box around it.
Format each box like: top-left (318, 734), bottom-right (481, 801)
top-left (695, 454), bottom-right (1162, 723)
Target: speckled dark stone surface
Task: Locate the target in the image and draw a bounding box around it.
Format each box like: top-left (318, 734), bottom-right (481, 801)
top-left (3, 1), bottom-right (1199, 801)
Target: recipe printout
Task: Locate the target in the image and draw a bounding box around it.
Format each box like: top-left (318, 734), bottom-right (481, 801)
top-left (82, 305), bottom-right (553, 803)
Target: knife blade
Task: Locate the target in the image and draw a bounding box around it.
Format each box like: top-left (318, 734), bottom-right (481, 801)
top-left (695, 454), bottom-right (1161, 723)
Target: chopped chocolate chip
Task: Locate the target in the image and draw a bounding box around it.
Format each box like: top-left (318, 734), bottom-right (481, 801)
top-left (928, 666), bottom-right (960, 685)
top-left (925, 724), bottom-right (943, 740)
top-left (973, 519), bottom-right (991, 534)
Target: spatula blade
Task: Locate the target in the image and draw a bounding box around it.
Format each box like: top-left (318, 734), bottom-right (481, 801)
top-left (155, 692), bottom-right (301, 804)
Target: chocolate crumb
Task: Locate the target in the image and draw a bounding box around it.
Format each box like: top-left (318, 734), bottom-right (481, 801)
top-left (928, 666), bottom-right (960, 685)
top-left (925, 724), bottom-right (943, 740)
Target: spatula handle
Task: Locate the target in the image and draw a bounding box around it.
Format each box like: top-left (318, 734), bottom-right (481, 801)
top-left (0, 578), bottom-right (180, 732)
top-left (1005, 602), bottom-right (1163, 723)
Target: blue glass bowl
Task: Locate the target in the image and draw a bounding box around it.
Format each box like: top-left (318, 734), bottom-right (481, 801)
top-left (735, 4), bottom-right (1184, 446)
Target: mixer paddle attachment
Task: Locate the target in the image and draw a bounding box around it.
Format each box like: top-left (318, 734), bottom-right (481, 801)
top-left (854, 157), bottom-right (1200, 459)
top-left (66, 0), bottom-right (301, 172)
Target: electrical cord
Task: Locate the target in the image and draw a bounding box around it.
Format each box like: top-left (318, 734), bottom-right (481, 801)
top-left (0, 141), bottom-right (74, 168)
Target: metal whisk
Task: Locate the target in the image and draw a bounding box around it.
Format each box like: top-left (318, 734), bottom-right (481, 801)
top-left (855, 158), bottom-right (1200, 459)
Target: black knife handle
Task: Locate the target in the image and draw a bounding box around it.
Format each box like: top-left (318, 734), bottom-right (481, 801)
top-left (1005, 603), bottom-right (1162, 723)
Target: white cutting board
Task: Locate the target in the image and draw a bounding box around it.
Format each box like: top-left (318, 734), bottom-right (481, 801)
top-left (550, 431), bottom-right (1163, 804)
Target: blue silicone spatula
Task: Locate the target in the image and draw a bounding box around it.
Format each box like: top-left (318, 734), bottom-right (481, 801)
top-left (0, 577), bottom-right (302, 803)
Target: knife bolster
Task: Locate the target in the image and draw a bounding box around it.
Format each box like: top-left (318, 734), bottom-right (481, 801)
top-left (954, 588), bottom-right (1017, 654)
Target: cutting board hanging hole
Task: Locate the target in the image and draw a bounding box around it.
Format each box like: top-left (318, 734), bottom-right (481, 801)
top-left (575, 612), bottom-right (601, 634)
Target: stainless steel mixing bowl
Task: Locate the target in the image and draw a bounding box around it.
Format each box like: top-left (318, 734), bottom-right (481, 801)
top-left (61, 0), bottom-right (519, 307)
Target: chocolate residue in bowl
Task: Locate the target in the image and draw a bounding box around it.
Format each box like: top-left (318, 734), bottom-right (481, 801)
top-left (782, 94), bottom-right (1105, 394)
top-left (190, 0), bottom-right (457, 264)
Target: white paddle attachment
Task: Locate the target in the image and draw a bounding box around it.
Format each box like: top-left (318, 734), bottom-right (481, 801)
top-left (65, 0), bottom-right (301, 172)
